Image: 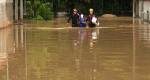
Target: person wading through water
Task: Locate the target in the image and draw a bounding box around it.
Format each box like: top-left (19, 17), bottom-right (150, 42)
top-left (86, 8), bottom-right (99, 27)
top-left (67, 9), bottom-right (80, 27)
top-left (79, 11), bottom-right (86, 27)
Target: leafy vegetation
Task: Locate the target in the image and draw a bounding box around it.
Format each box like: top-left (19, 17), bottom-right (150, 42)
top-left (26, 0), bottom-right (53, 20)
top-left (25, 0), bottom-right (133, 20)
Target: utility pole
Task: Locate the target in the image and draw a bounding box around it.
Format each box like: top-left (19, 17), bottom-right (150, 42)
top-left (15, 0), bottom-right (19, 23)
top-left (14, 0), bottom-right (23, 24)
top-left (20, 0), bottom-right (24, 24)
top-left (133, 0), bottom-right (135, 17)
top-left (141, 0), bottom-right (144, 18)
top-left (136, 0), bottom-right (139, 17)
top-left (23, 0), bottom-right (26, 17)
top-left (133, 0), bottom-right (139, 17)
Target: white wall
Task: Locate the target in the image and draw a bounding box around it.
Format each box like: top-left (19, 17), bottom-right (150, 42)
top-left (0, 0), bottom-right (13, 28)
top-left (139, 0), bottom-right (143, 17)
top-left (139, 1), bottom-right (150, 15)
top-left (138, 0), bottom-right (150, 21)
top-left (143, 1), bottom-right (150, 12)
top-left (143, 1), bottom-right (150, 21)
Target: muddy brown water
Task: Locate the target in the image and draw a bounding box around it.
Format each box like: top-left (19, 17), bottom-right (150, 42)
top-left (0, 17), bottom-right (150, 80)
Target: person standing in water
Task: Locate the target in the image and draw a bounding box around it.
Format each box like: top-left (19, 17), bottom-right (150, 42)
top-left (67, 9), bottom-right (80, 27)
top-left (86, 8), bottom-right (99, 27)
top-left (79, 12), bottom-right (86, 27)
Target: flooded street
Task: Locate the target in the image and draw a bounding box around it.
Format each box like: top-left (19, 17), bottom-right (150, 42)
top-left (0, 17), bottom-right (150, 80)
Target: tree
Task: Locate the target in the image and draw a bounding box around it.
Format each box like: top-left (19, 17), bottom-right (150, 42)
top-left (26, 0), bottom-right (53, 20)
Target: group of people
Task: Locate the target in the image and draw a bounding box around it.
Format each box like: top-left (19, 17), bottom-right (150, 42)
top-left (67, 8), bottom-right (99, 27)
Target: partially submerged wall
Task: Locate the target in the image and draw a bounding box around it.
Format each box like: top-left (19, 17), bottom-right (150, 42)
top-left (0, 0), bottom-right (13, 28)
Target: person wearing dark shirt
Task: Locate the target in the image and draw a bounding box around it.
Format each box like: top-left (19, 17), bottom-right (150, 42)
top-left (86, 8), bottom-right (98, 27)
top-left (68, 9), bottom-right (80, 27)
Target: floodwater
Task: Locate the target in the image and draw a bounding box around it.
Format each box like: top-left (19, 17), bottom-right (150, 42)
top-left (0, 17), bottom-right (150, 80)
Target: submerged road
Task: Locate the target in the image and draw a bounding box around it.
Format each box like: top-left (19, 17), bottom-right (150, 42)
top-left (0, 17), bottom-right (150, 80)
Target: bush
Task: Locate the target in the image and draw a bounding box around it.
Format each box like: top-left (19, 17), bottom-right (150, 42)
top-left (26, 0), bottom-right (53, 20)
top-left (33, 15), bottom-right (44, 20)
top-left (38, 3), bottom-right (53, 20)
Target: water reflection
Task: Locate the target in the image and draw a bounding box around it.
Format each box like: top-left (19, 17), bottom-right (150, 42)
top-left (14, 25), bottom-right (25, 48)
top-left (0, 26), bottom-right (14, 80)
top-left (0, 25), bottom-right (26, 80)
top-left (137, 23), bottom-right (150, 43)
top-left (0, 18), bottom-right (150, 80)
top-left (0, 26), bottom-right (135, 80)
top-left (134, 21), bottom-right (150, 80)
top-left (72, 29), bottom-right (99, 48)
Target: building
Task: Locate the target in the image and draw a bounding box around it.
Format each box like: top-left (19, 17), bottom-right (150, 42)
top-left (0, 0), bottom-right (13, 28)
top-left (138, 0), bottom-right (150, 21)
top-left (0, 0), bottom-right (23, 28)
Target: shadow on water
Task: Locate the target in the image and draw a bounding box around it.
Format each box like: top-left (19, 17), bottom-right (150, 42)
top-left (0, 18), bottom-right (150, 80)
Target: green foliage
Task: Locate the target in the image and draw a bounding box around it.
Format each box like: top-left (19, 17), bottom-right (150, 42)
top-left (38, 3), bottom-right (53, 20)
top-left (26, 0), bottom-right (53, 20)
top-left (26, 1), bottom-right (33, 19)
top-left (32, 15), bottom-right (44, 20)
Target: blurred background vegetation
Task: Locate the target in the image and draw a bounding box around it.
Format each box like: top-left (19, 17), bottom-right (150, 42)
top-left (25, 0), bottom-right (133, 20)
top-left (25, 0), bottom-right (91, 20)
top-left (25, 0), bottom-right (54, 20)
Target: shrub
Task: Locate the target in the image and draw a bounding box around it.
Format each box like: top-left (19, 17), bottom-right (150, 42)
top-left (26, 0), bottom-right (53, 20)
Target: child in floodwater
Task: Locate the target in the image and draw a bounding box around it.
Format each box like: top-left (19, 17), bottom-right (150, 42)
top-left (79, 12), bottom-right (86, 27)
top-left (86, 8), bottom-right (99, 27)
top-left (67, 9), bottom-right (80, 27)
